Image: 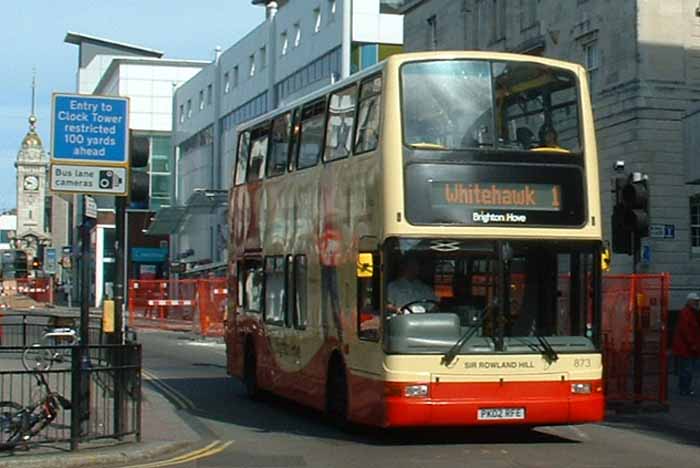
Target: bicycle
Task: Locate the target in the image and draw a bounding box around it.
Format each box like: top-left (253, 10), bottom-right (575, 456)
top-left (22, 327), bottom-right (78, 371)
top-left (0, 370), bottom-right (72, 450)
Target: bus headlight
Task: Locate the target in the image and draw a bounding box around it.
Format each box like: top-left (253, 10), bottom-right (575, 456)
top-left (571, 383), bottom-right (592, 394)
top-left (405, 384), bottom-right (429, 398)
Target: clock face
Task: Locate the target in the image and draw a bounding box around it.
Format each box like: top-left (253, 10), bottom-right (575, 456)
top-left (23, 175), bottom-right (39, 191)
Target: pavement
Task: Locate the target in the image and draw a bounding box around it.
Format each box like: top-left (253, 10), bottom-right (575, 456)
top-left (0, 366), bottom-right (202, 468)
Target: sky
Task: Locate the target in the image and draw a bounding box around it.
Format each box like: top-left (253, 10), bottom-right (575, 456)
top-left (0, 0), bottom-right (263, 212)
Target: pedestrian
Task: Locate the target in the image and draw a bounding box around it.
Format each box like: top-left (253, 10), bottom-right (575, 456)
top-left (672, 292), bottom-right (700, 396)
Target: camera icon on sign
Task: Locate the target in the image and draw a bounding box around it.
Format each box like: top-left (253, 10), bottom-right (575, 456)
top-left (98, 170), bottom-right (123, 189)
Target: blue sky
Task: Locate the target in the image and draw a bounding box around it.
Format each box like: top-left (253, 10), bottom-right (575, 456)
top-left (0, 1), bottom-right (262, 212)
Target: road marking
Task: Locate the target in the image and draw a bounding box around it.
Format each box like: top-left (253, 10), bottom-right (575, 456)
top-left (142, 369), bottom-right (196, 410)
top-left (123, 440), bottom-right (233, 468)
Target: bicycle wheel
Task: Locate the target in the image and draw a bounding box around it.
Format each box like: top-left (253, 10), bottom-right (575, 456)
top-left (22, 345), bottom-right (53, 371)
top-left (0, 401), bottom-right (24, 449)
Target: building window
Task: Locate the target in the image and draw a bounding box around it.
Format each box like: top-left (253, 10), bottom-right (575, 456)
top-left (294, 22), bottom-right (302, 47)
top-left (224, 72), bottom-right (230, 94)
top-left (199, 90), bottom-right (205, 110)
top-left (179, 104), bottom-right (184, 123)
top-left (260, 46), bottom-right (267, 70)
top-left (328, 0), bottom-right (337, 23)
top-left (692, 195), bottom-right (700, 253)
top-left (583, 42), bottom-right (600, 71)
top-left (427, 15), bottom-right (437, 50)
top-left (233, 66), bottom-right (239, 87)
top-left (314, 7), bottom-right (322, 33)
top-left (207, 84), bottom-right (213, 106)
top-left (249, 54), bottom-right (256, 77)
top-left (186, 99), bottom-right (192, 119)
top-left (281, 31), bottom-right (289, 56)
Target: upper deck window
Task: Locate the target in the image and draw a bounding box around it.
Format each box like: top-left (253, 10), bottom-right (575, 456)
top-left (297, 99), bottom-right (326, 169)
top-left (401, 60), bottom-right (582, 155)
top-left (247, 124), bottom-right (269, 182)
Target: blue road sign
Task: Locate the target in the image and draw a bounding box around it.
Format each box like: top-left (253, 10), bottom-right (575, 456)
top-left (51, 94), bottom-right (129, 166)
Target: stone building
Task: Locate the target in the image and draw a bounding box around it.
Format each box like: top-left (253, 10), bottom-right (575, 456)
top-left (402, 0), bottom-right (700, 307)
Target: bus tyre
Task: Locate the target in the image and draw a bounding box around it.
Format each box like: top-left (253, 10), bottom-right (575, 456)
top-left (243, 343), bottom-right (259, 400)
top-left (326, 359), bottom-right (349, 428)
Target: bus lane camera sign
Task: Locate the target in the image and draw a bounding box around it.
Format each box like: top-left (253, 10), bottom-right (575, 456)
top-left (51, 94), bottom-right (129, 166)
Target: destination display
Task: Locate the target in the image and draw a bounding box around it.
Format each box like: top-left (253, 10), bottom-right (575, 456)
top-left (432, 182), bottom-right (562, 212)
top-left (404, 163), bottom-right (586, 227)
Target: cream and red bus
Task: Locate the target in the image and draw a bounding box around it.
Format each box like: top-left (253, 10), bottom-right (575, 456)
top-left (225, 51), bottom-right (604, 427)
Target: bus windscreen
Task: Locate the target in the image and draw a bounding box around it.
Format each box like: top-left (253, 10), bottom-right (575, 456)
top-left (401, 60), bottom-right (582, 154)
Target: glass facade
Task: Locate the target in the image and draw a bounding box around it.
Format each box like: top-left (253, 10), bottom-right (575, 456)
top-left (150, 135), bottom-right (172, 211)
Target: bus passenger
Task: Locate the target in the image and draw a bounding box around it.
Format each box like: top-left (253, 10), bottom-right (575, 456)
top-left (538, 124), bottom-right (559, 148)
top-left (387, 255), bottom-right (437, 314)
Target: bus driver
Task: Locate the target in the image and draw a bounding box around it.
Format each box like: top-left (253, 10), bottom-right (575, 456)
top-left (387, 255), bottom-right (437, 314)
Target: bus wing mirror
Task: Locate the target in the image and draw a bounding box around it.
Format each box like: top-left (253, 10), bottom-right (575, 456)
top-left (357, 253), bottom-right (374, 278)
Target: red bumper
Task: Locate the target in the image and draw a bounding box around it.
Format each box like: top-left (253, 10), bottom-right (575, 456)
top-left (382, 380), bottom-right (605, 427)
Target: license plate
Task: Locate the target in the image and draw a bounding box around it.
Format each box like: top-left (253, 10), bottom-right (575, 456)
top-left (477, 408), bottom-right (526, 420)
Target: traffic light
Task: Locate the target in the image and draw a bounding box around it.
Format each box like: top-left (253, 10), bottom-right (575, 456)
top-left (129, 134), bottom-right (150, 207)
top-left (31, 258), bottom-right (42, 270)
top-left (611, 173), bottom-right (650, 254)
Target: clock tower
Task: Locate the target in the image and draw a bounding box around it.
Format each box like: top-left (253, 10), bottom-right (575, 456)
top-left (15, 101), bottom-right (50, 258)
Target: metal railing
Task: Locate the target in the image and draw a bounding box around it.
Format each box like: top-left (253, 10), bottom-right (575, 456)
top-left (0, 344), bottom-right (141, 450)
top-left (0, 312), bottom-right (141, 451)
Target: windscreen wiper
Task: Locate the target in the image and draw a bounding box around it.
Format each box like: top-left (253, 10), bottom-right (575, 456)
top-left (535, 333), bottom-right (559, 365)
top-left (441, 304), bottom-right (491, 367)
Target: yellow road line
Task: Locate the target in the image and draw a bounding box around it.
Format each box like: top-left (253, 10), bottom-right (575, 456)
top-left (124, 440), bottom-right (233, 468)
top-left (141, 369), bottom-right (196, 410)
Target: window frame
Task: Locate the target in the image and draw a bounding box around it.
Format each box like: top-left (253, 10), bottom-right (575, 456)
top-left (293, 254), bottom-right (308, 330)
top-left (241, 258), bottom-right (264, 314)
top-left (267, 112), bottom-right (293, 178)
top-left (324, 84), bottom-right (358, 163)
top-left (264, 256), bottom-right (287, 326)
top-left (296, 97), bottom-right (327, 170)
top-left (353, 74), bottom-right (383, 155)
top-left (247, 123), bottom-right (271, 183)
top-left (234, 130), bottom-right (251, 186)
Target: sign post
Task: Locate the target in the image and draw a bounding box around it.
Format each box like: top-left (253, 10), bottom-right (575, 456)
top-left (50, 94), bottom-right (130, 442)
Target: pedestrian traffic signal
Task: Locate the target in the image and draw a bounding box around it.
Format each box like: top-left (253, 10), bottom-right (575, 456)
top-left (129, 134), bottom-right (150, 206)
top-left (31, 258), bottom-right (42, 270)
top-left (611, 173), bottom-right (650, 254)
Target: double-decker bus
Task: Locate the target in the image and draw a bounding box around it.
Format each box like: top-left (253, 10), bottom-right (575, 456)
top-left (225, 51), bottom-right (604, 427)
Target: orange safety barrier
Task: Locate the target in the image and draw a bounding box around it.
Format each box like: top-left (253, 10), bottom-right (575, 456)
top-left (11, 278), bottom-right (54, 304)
top-left (601, 274), bottom-right (669, 406)
top-left (128, 280), bottom-right (198, 332)
top-left (194, 278), bottom-right (227, 337)
top-left (128, 278), bottom-right (227, 336)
